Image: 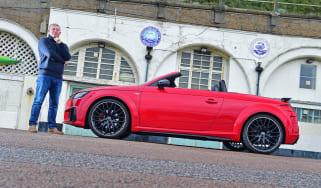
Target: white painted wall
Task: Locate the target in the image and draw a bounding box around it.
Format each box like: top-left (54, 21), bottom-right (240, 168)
top-left (281, 123), bottom-right (321, 152)
top-left (1, 7), bottom-right (321, 152)
top-left (48, 8), bottom-right (321, 152)
top-left (263, 58), bottom-right (321, 152)
top-left (49, 8), bottom-right (321, 95)
top-left (0, 18), bottom-right (39, 130)
top-left (16, 76), bottom-right (70, 130)
top-left (0, 74), bottom-right (24, 129)
top-left (263, 59), bottom-right (321, 102)
top-left (16, 76), bottom-right (36, 130)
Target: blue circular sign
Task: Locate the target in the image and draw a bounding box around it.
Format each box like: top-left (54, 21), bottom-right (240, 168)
top-left (140, 26), bottom-right (161, 47)
top-left (250, 38), bottom-right (270, 58)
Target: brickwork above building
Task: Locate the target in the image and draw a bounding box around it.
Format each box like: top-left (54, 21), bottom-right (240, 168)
top-left (0, 0), bottom-right (320, 39)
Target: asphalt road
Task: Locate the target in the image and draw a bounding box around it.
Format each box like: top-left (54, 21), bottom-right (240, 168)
top-left (0, 128), bottom-right (320, 188)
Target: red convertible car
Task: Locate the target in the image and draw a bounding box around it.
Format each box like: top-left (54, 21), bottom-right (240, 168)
top-left (64, 72), bottom-right (299, 154)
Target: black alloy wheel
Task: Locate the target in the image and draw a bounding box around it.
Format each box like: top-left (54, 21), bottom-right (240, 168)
top-left (88, 99), bottom-right (130, 138)
top-left (242, 114), bottom-right (283, 154)
top-left (223, 141), bottom-right (246, 151)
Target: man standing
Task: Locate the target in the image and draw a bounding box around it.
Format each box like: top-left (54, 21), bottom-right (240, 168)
top-left (28, 23), bottom-right (71, 134)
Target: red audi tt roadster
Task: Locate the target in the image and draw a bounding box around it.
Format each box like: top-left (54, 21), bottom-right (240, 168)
top-left (64, 72), bottom-right (299, 154)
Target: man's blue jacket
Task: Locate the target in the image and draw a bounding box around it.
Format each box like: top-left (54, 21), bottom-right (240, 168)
top-left (38, 35), bottom-right (71, 79)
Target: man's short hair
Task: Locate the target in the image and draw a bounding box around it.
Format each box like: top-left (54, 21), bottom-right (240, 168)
top-left (48, 23), bottom-right (60, 30)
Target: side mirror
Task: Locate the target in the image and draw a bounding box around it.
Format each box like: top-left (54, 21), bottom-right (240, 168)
top-left (157, 79), bottom-right (170, 89)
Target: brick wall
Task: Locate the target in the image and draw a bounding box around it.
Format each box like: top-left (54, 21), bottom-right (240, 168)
top-left (0, 0), bottom-right (320, 39)
top-left (0, 0), bottom-right (98, 38)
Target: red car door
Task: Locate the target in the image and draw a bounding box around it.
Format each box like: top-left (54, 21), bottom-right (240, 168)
top-left (139, 86), bottom-right (223, 131)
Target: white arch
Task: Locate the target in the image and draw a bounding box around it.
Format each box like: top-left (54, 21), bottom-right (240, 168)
top-left (0, 18), bottom-right (39, 62)
top-left (69, 39), bottom-right (140, 83)
top-left (154, 43), bottom-right (252, 93)
top-left (260, 46), bottom-right (321, 94)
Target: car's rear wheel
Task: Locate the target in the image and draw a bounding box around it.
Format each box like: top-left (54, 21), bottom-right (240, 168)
top-left (242, 114), bottom-right (283, 154)
top-left (223, 141), bottom-right (246, 151)
top-left (88, 99), bottom-right (130, 139)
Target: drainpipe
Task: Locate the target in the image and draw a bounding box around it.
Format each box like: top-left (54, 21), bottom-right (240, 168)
top-left (145, 46), bottom-right (153, 82)
top-left (255, 62), bottom-right (264, 96)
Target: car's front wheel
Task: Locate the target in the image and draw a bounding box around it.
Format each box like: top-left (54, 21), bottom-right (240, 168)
top-left (88, 99), bottom-right (130, 139)
top-left (242, 114), bottom-right (283, 154)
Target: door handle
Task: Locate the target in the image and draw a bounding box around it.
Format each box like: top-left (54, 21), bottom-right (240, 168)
top-left (206, 98), bottom-right (217, 104)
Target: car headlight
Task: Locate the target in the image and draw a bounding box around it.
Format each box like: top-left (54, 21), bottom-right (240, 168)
top-left (72, 91), bottom-right (89, 99)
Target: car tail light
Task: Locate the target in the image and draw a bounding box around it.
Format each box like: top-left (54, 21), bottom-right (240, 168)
top-left (280, 104), bottom-right (297, 117)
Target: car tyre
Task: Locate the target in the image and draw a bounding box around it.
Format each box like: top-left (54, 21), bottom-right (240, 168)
top-left (88, 99), bottom-right (130, 139)
top-left (223, 141), bottom-right (246, 151)
top-left (242, 114), bottom-right (283, 154)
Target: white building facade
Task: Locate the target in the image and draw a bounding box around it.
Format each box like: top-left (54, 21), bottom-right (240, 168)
top-left (1, 8), bottom-right (320, 153)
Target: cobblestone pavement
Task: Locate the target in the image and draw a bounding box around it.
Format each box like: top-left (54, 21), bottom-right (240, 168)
top-left (0, 128), bottom-right (320, 187)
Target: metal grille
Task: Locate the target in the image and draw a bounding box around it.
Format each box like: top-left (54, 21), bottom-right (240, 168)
top-left (64, 44), bottom-right (136, 84)
top-left (0, 31), bottom-right (38, 75)
top-left (64, 52), bottom-right (78, 76)
top-left (84, 47), bottom-right (99, 78)
top-left (179, 50), bottom-right (224, 90)
top-left (99, 48), bottom-right (115, 80)
top-left (119, 57), bottom-right (135, 83)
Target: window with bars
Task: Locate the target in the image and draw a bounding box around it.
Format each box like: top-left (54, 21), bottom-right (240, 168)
top-left (178, 50), bottom-right (225, 90)
top-left (300, 64), bottom-right (316, 89)
top-left (64, 52), bottom-right (78, 76)
top-left (0, 31), bottom-right (38, 75)
top-left (64, 44), bottom-right (136, 84)
top-left (99, 48), bottom-right (115, 80)
top-left (120, 57), bottom-right (135, 82)
top-left (84, 47), bottom-right (100, 78)
top-left (293, 107), bottom-right (321, 124)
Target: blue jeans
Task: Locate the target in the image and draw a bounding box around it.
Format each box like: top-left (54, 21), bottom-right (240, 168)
top-left (29, 75), bottom-right (62, 129)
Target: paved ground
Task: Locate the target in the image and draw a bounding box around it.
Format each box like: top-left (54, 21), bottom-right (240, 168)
top-left (0, 128), bottom-right (320, 187)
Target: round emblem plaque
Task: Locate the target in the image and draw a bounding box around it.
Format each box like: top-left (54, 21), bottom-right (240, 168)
top-left (140, 26), bottom-right (161, 47)
top-left (250, 38), bottom-right (270, 58)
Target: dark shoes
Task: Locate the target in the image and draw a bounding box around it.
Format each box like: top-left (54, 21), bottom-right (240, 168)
top-left (48, 128), bottom-right (64, 135)
top-left (29, 126), bottom-right (63, 135)
top-left (28, 125), bottom-right (37, 133)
